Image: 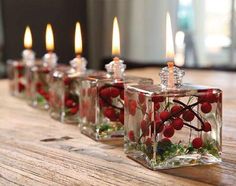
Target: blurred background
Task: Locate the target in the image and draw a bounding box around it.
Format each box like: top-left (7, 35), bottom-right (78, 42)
top-left (0, 0), bottom-right (235, 78)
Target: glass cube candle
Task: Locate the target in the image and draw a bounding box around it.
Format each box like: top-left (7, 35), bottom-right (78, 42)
top-left (7, 49), bottom-right (36, 98)
top-left (49, 57), bottom-right (98, 124)
top-left (7, 60), bottom-right (26, 97)
top-left (124, 64), bottom-right (222, 169)
top-left (79, 59), bottom-right (153, 141)
top-left (30, 53), bottom-right (57, 110)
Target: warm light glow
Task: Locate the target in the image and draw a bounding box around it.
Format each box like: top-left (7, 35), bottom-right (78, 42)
top-left (45, 24), bottom-right (54, 52)
top-left (74, 22), bottom-right (82, 55)
top-left (24, 26), bottom-right (32, 49)
top-left (112, 17), bottom-right (120, 56)
top-left (166, 12), bottom-right (175, 59)
top-left (175, 31), bottom-right (185, 66)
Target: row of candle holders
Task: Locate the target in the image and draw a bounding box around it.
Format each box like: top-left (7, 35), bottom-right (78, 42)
top-left (7, 55), bottom-right (223, 170)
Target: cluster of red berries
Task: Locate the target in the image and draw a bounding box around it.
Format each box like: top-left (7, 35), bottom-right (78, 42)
top-left (36, 82), bottom-right (50, 101)
top-left (39, 67), bottom-right (51, 74)
top-left (128, 92), bottom-right (215, 150)
top-left (15, 65), bottom-right (25, 93)
top-left (99, 84), bottom-right (124, 125)
top-left (199, 89), bottom-right (220, 114)
top-left (65, 96), bottom-right (79, 115)
top-left (15, 64), bottom-right (25, 78)
top-left (192, 137), bottom-right (203, 149)
top-left (18, 82), bottom-right (25, 92)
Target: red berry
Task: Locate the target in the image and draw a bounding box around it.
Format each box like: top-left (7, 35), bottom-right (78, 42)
top-left (16, 64), bottom-right (24, 71)
top-left (138, 93), bottom-right (145, 104)
top-left (119, 111), bottom-right (124, 125)
top-left (64, 77), bottom-right (71, 85)
top-left (70, 107), bottom-right (79, 114)
top-left (120, 90), bottom-right (124, 100)
top-left (160, 111), bottom-right (170, 121)
top-left (163, 125), bottom-right (175, 138)
top-left (152, 95), bottom-right (165, 102)
top-left (171, 105), bottom-right (183, 117)
top-left (44, 93), bottom-right (50, 101)
top-left (203, 122), bottom-right (212, 132)
top-left (37, 88), bottom-right (45, 95)
top-left (182, 110), bottom-right (195, 122)
top-left (65, 99), bottom-right (74, 108)
top-left (201, 102), bottom-right (212, 114)
top-left (36, 82), bottom-right (43, 90)
top-left (18, 82), bottom-right (25, 92)
top-left (100, 88), bottom-right (110, 97)
top-left (172, 118), bottom-right (184, 130)
top-left (128, 100), bottom-right (137, 116)
top-left (206, 92), bottom-right (217, 103)
top-left (199, 90), bottom-right (217, 103)
top-left (103, 107), bottom-right (117, 121)
top-left (128, 130), bottom-right (135, 141)
top-left (192, 137), bottom-right (203, 149)
top-left (145, 138), bottom-right (153, 146)
top-left (110, 87), bottom-right (120, 98)
top-left (154, 102), bottom-right (160, 111)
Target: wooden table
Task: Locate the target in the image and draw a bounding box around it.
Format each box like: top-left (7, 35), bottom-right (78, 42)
top-left (0, 68), bottom-right (236, 186)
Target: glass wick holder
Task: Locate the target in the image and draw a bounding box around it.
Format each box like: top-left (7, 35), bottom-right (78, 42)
top-left (124, 63), bottom-right (222, 169)
top-left (159, 61), bottom-right (185, 89)
top-left (30, 52), bottom-right (58, 110)
top-left (105, 57), bottom-right (126, 79)
top-left (49, 56), bottom-right (88, 124)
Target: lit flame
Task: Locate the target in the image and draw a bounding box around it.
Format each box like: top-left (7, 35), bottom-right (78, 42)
top-left (166, 12), bottom-right (175, 59)
top-left (24, 26), bottom-right (32, 49)
top-left (112, 17), bottom-right (120, 56)
top-left (45, 24), bottom-right (54, 52)
top-left (74, 22), bottom-right (82, 55)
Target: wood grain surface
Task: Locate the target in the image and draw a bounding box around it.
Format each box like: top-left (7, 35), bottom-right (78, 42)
top-left (0, 68), bottom-right (235, 186)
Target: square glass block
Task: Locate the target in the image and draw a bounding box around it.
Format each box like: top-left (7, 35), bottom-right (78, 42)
top-left (124, 83), bottom-right (222, 169)
top-left (49, 68), bottom-right (105, 124)
top-left (30, 63), bottom-right (55, 110)
top-left (79, 75), bottom-right (153, 141)
top-left (7, 60), bottom-right (26, 97)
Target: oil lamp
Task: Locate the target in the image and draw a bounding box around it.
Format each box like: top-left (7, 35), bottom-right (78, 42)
top-left (124, 12), bottom-right (222, 169)
top-left (79, 17), bottom-right (153, 140)
top-left (49, 22), bottom-right (91, 124)
top-left (30, 24), bottom-right (58, 109)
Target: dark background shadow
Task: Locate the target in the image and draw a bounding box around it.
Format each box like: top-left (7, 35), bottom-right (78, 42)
top-left (1, 0), bottom-right (88, 64)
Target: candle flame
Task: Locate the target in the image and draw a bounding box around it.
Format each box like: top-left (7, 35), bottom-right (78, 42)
top-left (45, 24), bottom-right (54, 52)
top-left (75, 22), bottom-right (82, 55)
top-left (24, 26), bottom-right (32, 49)
top-left (166, 12), bottom-right (175, 59)
top-left (112, 17), bottom-right (120, 56)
